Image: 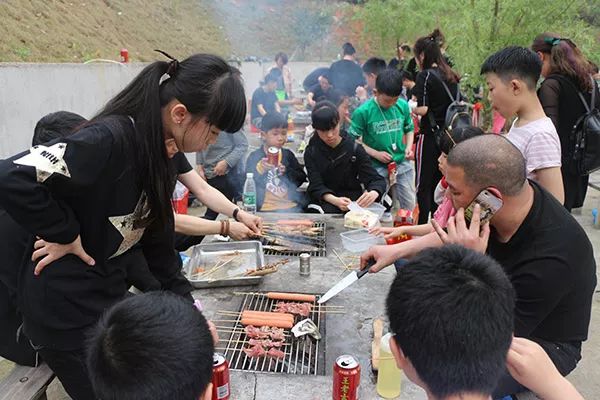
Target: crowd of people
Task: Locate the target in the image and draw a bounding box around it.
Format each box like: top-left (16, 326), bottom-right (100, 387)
top-left (0, 27), bottom-right (598, 400)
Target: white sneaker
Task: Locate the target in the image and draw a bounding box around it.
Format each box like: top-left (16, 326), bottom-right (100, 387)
top-left (380, 212), bottom-right (393, 223)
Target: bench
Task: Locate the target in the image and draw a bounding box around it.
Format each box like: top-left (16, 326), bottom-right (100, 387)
top-left (0, 363), bottom-right (54, 400)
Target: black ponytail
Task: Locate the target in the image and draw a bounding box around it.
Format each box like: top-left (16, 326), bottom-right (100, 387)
top-left (93, 54), bottom-right (246, 227)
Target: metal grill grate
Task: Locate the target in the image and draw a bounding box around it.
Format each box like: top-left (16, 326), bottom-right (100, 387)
top-left (262, 221), bottom-right (327, 257)
top-left (220, 292), bottom-right (326, 375)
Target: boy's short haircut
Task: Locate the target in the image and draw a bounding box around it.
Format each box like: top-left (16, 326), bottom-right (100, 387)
top-left (86, 292), bottom-right (214, 400)
top-left (375, 69), bottom-right (403, 97)
top-left (342, 42), bottom-right (356, 56)
top-left (480, 46), bottom-right (542, 90)
top-left (386, 245), bottom-right (515, 399)
top-left (362, 57), bottom-right (387, 75)
top-left (33, 111), bottom-right (87, 146)
top-left (261, 112), bottom-right (288, 132)
top-left (311, 100), bottom-right (340, 131)
top-left (401, 70), bottom-right (415, 82)
top-left (400, 44), bottom-right (411, 53)
top-left (275, 52), bottom-right (288, 65)
top-left (319, 72), bottom-right (331, 82)
top-left (264, 71), bottom-right (280, 84)
top-left (439, 126), bottom-right (485, 155)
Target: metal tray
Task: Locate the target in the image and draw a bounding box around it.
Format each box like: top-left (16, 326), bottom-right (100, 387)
top-left (184, 241), bottom-right (265, 288)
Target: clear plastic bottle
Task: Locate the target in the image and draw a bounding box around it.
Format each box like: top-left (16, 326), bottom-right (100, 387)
top-left (243, 173), bottom-right (257, 214)
top-left (376, 332), bottom-right (402, 398)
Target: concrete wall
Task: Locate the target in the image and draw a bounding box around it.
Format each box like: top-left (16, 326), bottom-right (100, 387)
top-left (0, 61), bottom-right (328, 159)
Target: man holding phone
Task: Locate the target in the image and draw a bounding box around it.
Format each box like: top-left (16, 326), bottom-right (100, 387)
top-left (362, 134), bottom-right (596, 398)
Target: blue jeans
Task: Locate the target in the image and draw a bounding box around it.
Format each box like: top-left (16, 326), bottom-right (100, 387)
top-left (376, 161), bottom-right (415, 211)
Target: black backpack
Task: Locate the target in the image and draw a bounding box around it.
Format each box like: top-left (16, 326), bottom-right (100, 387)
top-left (562, 76), bottom-right (600, 175)
top-left (427, 70), bottom-right (472, 133)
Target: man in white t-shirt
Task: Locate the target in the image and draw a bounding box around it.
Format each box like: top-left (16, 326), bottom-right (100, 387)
top-left (481, 46), bottom-right (564, 204)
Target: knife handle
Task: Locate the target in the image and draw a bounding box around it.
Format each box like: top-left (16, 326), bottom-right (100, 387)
top-left (357, 259), bottom-right (375, 279)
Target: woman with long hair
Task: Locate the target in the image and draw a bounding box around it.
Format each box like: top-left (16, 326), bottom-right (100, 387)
top-left (412, 29), bottom-right (461, 224)
top-left (0, 53), bottom-right (246, 399)
top-left (532, 33), bottom-right (599, 211)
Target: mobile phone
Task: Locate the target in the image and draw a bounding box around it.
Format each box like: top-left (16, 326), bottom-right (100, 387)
top-left (464, 188), bottom-right (503, 225)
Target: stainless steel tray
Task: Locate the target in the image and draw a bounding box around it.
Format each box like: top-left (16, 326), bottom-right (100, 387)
top-left (184, 241), bottom-right (265, 288)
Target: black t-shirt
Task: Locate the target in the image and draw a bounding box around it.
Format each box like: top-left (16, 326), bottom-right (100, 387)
top-left (413, 68), bottom-right (458, 135)
top-left (251, 87), bottom-right (279, 120)
top-left (329, 59), bottom-right (366, 97)
top-left (172, 152), bottom-right (193, 176)
top-left (487, 181), bottom-right (596, 343)
top-left (303, 67), bottom-right (329, 92)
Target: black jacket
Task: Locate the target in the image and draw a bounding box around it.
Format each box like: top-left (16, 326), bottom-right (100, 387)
top-left (245, 147), bottom-right (307, 210)
top-left (0, 116), bottom-right (192, 350)
top-left (304, 132), bottom-right (386, 202)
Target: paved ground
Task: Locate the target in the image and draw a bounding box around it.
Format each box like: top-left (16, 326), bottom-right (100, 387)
top-left (2, 178), bottom-right (599, 399)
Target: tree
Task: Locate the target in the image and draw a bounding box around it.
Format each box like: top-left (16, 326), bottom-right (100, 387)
top-left (291, 8), bottom-right (333, 60)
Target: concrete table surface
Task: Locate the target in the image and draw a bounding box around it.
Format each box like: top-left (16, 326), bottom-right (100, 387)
top-left (194, 213), bottom-right (426, 400)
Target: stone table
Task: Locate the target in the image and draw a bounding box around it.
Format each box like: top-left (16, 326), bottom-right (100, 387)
top-left (192, 213), bottom-right (427, 400)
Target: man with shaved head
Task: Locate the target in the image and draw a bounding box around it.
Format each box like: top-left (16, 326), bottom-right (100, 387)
top-left (363, 134), bottom-right (596, 398)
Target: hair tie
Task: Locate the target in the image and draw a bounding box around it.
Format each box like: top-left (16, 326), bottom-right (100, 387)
top-left (154, 49), bottom-right (180, 81)
top-left (544, 37), bottom-right (569, 47)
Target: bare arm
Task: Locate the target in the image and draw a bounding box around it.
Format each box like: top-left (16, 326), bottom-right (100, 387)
top-left (413, 106), bottom-right (428, 116)
top-left (534, 167), bottom-right (564, 204)
top-left (275, 102), bottom-right (282, 113)
top-left (174, 214), bottom-right (221, 236)
top-left (257, 104), bottom-right (267, 116)
top-left (178, 170), bottom-right (237, 217)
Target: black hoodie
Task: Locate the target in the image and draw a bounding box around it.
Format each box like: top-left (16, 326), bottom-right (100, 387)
top-left (304, 131), bottom-right (386, 203)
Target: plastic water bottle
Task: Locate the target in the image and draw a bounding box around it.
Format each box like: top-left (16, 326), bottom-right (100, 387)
top-left (243, 173), bottom-right (257, 214)
top-left (376, 332), bottom-right (402, 398)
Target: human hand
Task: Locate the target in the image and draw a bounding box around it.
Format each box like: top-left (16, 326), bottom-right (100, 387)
top-left (278, 163), bottom-right (286, 175)
top-left (369, 226), bottom-right (405, 240)
top-left (405, 147), bottom-right (414, 160)
top-left (208, 320), bottom-right (219, 345)
top-left (259, 158), bottom-right (275, 172)
top-left (375, 151), bottom-right (393, 164)
top-left (32, 235), bottom-right (95, 275)
top-left (431, 205), bottom-right (490, 254)
top-left (507, 337), bottom-right (584, 400)
top-left (213, 160), bottom-right (229, 176)
top-left (356, 86), bottom-right (368, 101)
top-left (335, 196), bottom-right (352, 212)
top-left (228, 221), bottom-right (254, 241)
top-left (359, 244), bottom-right (399, 273)
top-left (237, 210), bottom-right (263, 236)
top-left (356, 190), bottom-right (378, 208)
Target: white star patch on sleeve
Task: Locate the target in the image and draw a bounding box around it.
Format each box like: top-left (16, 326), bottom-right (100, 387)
top-left (108, 194), bottom-right (151, 259)
top-left (14, 143), bottom-right (71, 183)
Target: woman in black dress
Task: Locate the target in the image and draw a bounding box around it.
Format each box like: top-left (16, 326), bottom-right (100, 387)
top-left (532, 33), bottom-right (599, 211)
top-left (412, 29), bottom-right (461, 224)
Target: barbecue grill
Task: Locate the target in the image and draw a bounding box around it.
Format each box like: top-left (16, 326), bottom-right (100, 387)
top-left (220, 292), bottom-right (326, 375)
top-left (261, 221), bottom-right (327, 257)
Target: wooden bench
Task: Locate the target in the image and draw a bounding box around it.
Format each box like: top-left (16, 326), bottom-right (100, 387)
top-left (0, 363), bottom-right (54, 400)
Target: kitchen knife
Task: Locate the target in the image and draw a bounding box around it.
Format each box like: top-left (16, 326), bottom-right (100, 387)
top-left (317, 261), bottom-right (372, 304)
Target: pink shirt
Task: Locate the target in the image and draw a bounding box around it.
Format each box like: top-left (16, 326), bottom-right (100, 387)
top-left (507, 117), bottom-right (561, 179)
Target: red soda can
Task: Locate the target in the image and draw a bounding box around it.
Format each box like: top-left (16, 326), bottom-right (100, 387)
top-left (333, 355), bottom-right (360, 400)
top-left (212, 353), bottom-right (230, 400)
top-left (387, 161), bottom-right (397, 186)
top-left (391, 209), bottom-right (413, 243)
top-left (120, 48), bottom-right (129, 63)
top-left (267, 146), bottom-right (280, 166)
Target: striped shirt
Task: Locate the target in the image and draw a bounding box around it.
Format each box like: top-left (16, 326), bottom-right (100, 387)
top-left (507, 117), bottom-right (561, 179)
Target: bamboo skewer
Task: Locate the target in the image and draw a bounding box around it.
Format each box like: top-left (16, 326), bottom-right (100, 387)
top-left (215, 347), bottom-right (291, 355)
top-left (198, 256), bottom-right (238, 280)
top-left (217, 338), bottom-right (290, 346)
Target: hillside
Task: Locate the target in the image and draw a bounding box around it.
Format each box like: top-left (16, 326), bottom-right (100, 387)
top-left (0, 0), bottom-right (347, 63)
top-left (0, 0), bottom-right (230, 62)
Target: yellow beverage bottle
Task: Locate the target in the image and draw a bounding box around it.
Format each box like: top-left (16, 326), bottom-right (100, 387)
top-left (376, 333), bottom-right (402, 398)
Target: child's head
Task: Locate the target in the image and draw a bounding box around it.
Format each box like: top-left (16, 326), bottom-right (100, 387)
top-left (33, 111), bottom-right (87, 146)
top-left (274, 52), bottom-right (288, 69)
top-left (329, 90), bottom-right (350, 123)
top-left (401, 70), bottom-right (415, 89)
top-left (374, 69), bottom-right (403, 109)
top-left (480, 46), bottom-right (542, 119)
top-left (342, 42), bottom-right (356, 56)
top-left (86, 292), bottom-right (215, 400)
top-left (362, 57), bottom-right (387, 90)
top-left (311, 100), bottom-right (341, 148)
top-left (386, 245), bottom-right (515, 399)
top-left (263, 71), bottom-right (279, 92)
top-left (437, 126), bottom-right (485, 175)
top-left (261, 112), bottom-right (288, 148)
top-left (318, 73), bottom-right (332, 91)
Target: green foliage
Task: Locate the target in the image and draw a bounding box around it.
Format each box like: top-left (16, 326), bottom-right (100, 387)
top-left (357, 0), bottom-right (600, 81)
top-left (292, 8), bottom-right (333, 59)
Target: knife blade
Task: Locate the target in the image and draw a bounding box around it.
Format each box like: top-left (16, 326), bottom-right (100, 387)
top-left (318, 261), bottom-right (372, 304)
